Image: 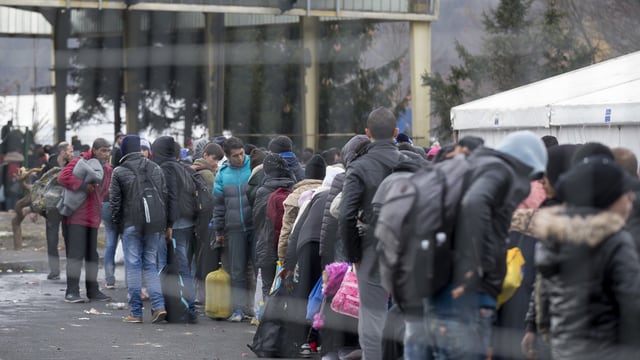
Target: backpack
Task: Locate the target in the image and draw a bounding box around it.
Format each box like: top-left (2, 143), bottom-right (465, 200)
top-left (121, 160), bottom-right (166, 234)
top-left (497, 246), bottom-right (525, 308)
top-left (186, 165), bottom-right (215, 229)
top-left (30, 167), bottom-right (64, 216)
top-left (373, 155), bottom-right (473, 312)
top-left (161, 162), bottom-right (197, 219)
top-left (266, 187), bottom-right (293, 248)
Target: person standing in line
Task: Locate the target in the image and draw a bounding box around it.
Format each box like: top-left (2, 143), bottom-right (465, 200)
top-left (339, 107), bottom-right (405, 360)
top-left (213, 136), bottom-right (254, 322)
top-left (110, 135), bottom-right (167, 323)
top-left (57, 138), bottom-right (113, 303)
top-left (42, 141), bottom-right (73, 280)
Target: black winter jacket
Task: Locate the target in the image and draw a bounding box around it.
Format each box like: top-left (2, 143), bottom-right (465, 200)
top-left (254, 175), bottom-right (295, 268)
top-left (454, 147), bottom-right (532, 298)
top-left (110, 153), bottom-right (167, 232)
top-left (285, 189), bottom-right (329, 270)
top-left (340, 139), bottom-right (404, 263)
top-left (531, 206), bottom-right (640, 360)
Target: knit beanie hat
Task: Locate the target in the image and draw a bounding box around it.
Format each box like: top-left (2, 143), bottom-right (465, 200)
top-left (546, 144), bottom-right (580, 187)
top-left (496, 131), bottom-right (548, 178)
top-left (305, 154), bottom-right (327, 180)
top-left (556, 155), bottom-right (638, 209)
top-left (140, 138), bottom-right (151, 151)
top-left (121, 135), bottom-right (141, 156)
top-left (268, 135), bottom-right (293, 154)
top-left (571, 142), bottom-right (614, 165)
top-left (263, 153), bottom-right (290, 178)
top-left (458, 136), bottom-right (484, 152)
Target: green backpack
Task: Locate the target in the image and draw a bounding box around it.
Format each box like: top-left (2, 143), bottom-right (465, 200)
top-left (31, 167), bottom-right (63, 216)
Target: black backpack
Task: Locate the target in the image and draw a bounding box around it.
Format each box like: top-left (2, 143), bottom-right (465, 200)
top-left (185, 165), bottom-right (215, 229)
top-left (160, 161), bottom-right (197, 219)
top-left (373, 155), bottom-right (472, 312)
top-left (121, 159), bottom-right (166, 234)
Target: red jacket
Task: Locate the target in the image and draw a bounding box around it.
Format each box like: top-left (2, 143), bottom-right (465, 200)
top-left (57, 152), bottom-right (112, 228)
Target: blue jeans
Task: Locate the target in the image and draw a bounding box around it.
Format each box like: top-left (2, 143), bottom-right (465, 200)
top-left (227, 230), bottom-right (255, 312)
top-left (172, 227), bottom-right (196, 313)
top-left (404, 298), bottom-right (496, 360)
top-left (122, 226), bottom-right (165, 318)
top-left (101, 202), bottom-right (119, 285)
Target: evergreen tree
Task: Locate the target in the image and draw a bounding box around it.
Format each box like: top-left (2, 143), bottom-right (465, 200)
top-left (424, 0), bottom-right (597, 142)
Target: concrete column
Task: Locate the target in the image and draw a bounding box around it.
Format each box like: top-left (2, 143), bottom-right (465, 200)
top-left (205, 13), bottom-right (225, 138)
top-left (409, 21), bottom-right (431, 147)
top-left (123, 10), bottom-right (141, 134)
top-left (301, 17), bottom-right (319, 151)
top-left (52, 9), bottom-right (70, 143)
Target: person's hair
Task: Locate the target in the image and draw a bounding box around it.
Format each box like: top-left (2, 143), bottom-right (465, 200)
top-left (222, 136), bottom-right (245, 156)
top-left (541, 135), bottom-right (559, 148)
top-left (203, 142), bottom-right (224, 160)
top-left (57, 141), bottom-right (70, 153)
top-left (91, 138), bottom-right (110, 149)
top-left (321, 147), bottom-right (339, 166)
top-left (612, 147), bottom-right (639, 177)
top-left (366, 107), bottom-right (396, 140)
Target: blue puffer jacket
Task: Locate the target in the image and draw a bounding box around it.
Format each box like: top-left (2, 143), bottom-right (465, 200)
top-left (213, 155), bottom-right (253, 235)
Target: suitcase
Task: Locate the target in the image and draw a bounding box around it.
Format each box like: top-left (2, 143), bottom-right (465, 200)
top-left (160, 238), bottom-right (190, 323)
top-left (205, 267), bottom-right (232, 319)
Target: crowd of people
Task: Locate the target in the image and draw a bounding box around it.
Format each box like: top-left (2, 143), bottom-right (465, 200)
top-left (3, 107), bottom-right (640, 359)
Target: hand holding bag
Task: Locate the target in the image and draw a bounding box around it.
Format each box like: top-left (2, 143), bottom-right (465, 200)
top-left (330, 265), bottom-right (359, 318)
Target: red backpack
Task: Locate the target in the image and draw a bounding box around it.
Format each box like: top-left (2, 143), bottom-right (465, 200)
top-left (266, 187), bottom-right (293, 247)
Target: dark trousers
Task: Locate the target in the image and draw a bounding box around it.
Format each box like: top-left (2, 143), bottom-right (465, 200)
top-left (45, 209), bottom-right (64, 274)
top-left (65, 224), bottom-right (99, 296)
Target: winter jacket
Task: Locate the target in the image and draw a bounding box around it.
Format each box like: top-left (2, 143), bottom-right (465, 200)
top-left (110, 153), bottom-right (167, 232)
top-left (319, 173), bottom-right (345, 265)
top-left (531, 206), bottom-right (640, 360)
top-left (57, 151), bottom-right (112, 228)
top-left (192, 159), bottom-right (215, 190)
top-left (339, 139), bottom-right (404, 264)
top-left (280, 152), bottom-right (305, 183)
top-left (453, 147), bottom-right (532, 299)
top-left (284, 189), bottom-right (328, 270)
top-left (254, 175), bottom-right (295, 268)
top-left (213, 154), bottom-right (253, 235)
top-left (277, 178), bottom-right (323, 262)
top-left (247, 164), bottom-right (265, 208)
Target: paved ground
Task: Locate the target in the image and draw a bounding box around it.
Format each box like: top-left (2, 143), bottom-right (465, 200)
top-left (0, 211), bottom-right (288, 360)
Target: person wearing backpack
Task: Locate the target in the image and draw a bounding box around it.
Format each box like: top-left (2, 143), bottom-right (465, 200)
top-left (253, 153), bottom-right (295, 297)
top-left (42, 141), bottom-right (73, 281)
top-left (339, 107), bottom-right (405, 360)
top-left (110, 135), bottom-right (168, 323)
top-left (213, 136), bottom-right (254, 322)
top-left (152, 135), bottom-right (199, 324)
top-left (405, 131), bottom-right (547, 360)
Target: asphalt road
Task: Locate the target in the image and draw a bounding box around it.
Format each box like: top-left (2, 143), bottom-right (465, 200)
top-left (0, 267), bottom-right (280, 360)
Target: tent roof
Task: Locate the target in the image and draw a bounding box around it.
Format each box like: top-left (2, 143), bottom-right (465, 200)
top-left (451, 51), bottom-right (640, 130)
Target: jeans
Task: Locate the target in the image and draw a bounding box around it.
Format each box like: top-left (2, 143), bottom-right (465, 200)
top-left (227, 230), bottom-right (255, 312)
top-left (404, 298), bottom-right (496, 360)
top-left (122, 226), bottom-right (165, 318)
top-left (45, 208), bottom-right (63, 275)
top-left (101, 202), bottom-right (119, 285)
top-left (172, 227), bottom-right (196, 314)
top-left (65, 224), bottom-right (99, 296)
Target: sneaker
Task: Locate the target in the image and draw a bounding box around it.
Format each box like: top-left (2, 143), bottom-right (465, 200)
top-left (227, 310), bottom-right (244, 322)
top-left (88, 291), bottom-right (112, 302)
top-left (151, 308), bottom-right (167, 324)
top-left (188, 311), bottom-right (199, 324)
top-left (104, 283), bottom-right (115, 289)
top-left (64, 293), bottom-right (85, 303)
top-left (123, 314), bottom-right (143, 323)
top-left (47, 272), bottom-right (60, 280)
top-left (299, 343), bottom-right (312, 358)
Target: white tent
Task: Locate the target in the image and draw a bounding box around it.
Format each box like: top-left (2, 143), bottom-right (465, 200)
top-left (451, 51), bottom-right (640, 157)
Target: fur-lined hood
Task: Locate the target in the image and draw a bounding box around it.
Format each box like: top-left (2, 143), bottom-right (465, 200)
top-left (530, 206), bottom-right (626, 248)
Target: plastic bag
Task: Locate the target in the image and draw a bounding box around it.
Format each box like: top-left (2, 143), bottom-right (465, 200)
top-left (330, 266), bottom-right (359, 318)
